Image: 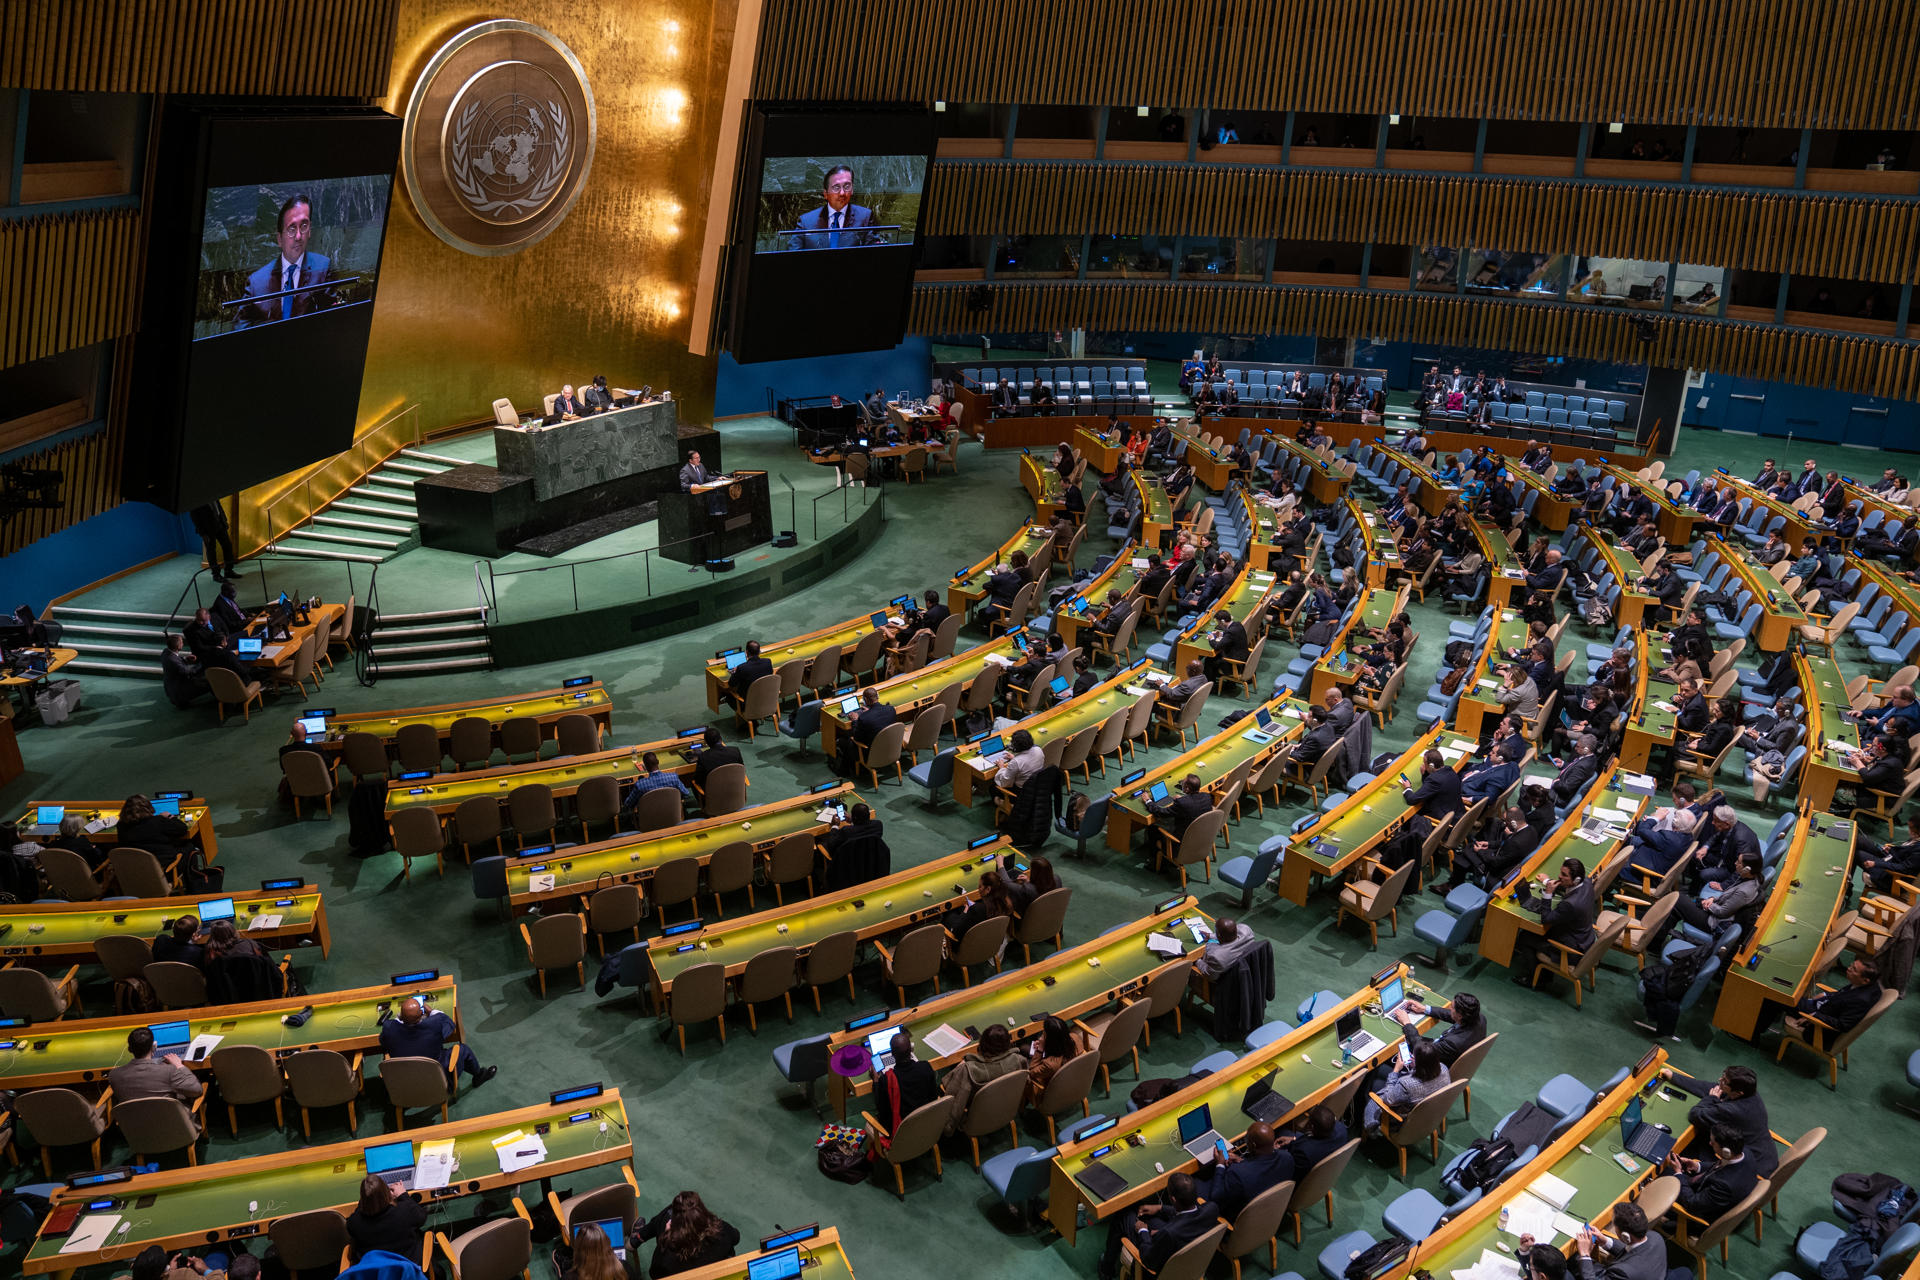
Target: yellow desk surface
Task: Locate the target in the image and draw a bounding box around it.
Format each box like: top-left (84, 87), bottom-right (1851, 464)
top-left (1308, 580), bottom-right (1406, 705)
top-left (1168, 427), bottom-right (1235, 491)
top-left (1454, 609), bottom-right (1533, 741)
top-left (1173, 565), bottom-right (1282, 675)
top-left (1619, 631), bottom-right (1677, 774)
top-left (646, 841), bottom-right (1006, 993)
top-left (1713, 807), bottom-right (1855, 1039)
top-left (1375, 444), bottom-right (1458, 515)
top-left (1796, 650), bottom-right (1863, 813)
top-left (1716, 473), bottom-right (1811, 546)
top-left (1134, 472), bottom-right (1175, 546)
top-left (1239, 487), bottom-right (1291, 571)
top-left (1472, 516), bottom-right (1526, 609)
top-left (0, 647), bottom-right (78, 689)
top-left (704, 612), bottom-right (890, 710)
top-left (1261, 430), bottom-right (1351, 504)
top-left (233, 603), bottom-right (343, 673)
top-left (1052, 542), bottom-right (1144, 651)
top-left (0, 887), bottom-right (329, 961)
top-left (674, 1228), bottom-right (856, 1280)
top-left (25, 1092), bottom-right (633, 1274)
top-left (823, 899), bottom-right (1206, 1117)
top-left (1511, 465), bottom-right (1574, 530)
top-left (1074, 427), bottom-right (1121, 473)
top-left (1022, 451), bottom-right (1067, 522)
top-left (1278, 728), bottom-right (1462, 905)
top-left (1603, 464), bottom-right (1695, 543)
top-left (384, 737), bottom-right (699, 818)
top-left (1047, 963), bottom-right (1424, 1243)
top-left (819, 633), bottom-right (1026, 758)
top-left (1705, 536), bottom-right (1804, 651)
top-left (953, 663), bottom-right (1156, 806)
top-left (10, 799), bottom-right (218, 859)
top-left (948, 526), bottom-right (1057, 615)
top-left (1353, 499), bottom-right (1404, 589)
top-left (0, 978), bottom-right (459, 1090)
top-left (309, 683), bottom-right (613, 750)
top-left (1479, 767), bottom-right (1649, 966)
top-left (1576, 523), bottom-right (1655, 630)
top-left (1376, 1051), bottom-right (1683, 1280)
top-left (1106, 694), bottom-right (1305, 851)
top-left (504, 784), bottom-right (857, 908)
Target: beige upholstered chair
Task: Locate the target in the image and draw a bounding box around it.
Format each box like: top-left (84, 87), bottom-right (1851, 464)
top-left (0, 963), bottom-right (81, 1020)
top-left (958, 1069), bottom-right (1028, 1167)
top-left (876, 923), bottom-right (944, 1005)
top-left (554, 712), bottom-right (601, 756)
top-left (281, 749), bottom-right (336, 818)
top-left (492, 397), bottom-right (519, 426)
top-left (705, 840), bottom-right (755, 915)
top-left (448, 716), bottom-right (494, 770)
top-left (395, 722), bottom-right (444, 773)
top-left (205, 665), bottom-right (263, 721)
top-left (384, 1052), bottom-right (459, 1128)
top-left (861, 1095), bottom-right (954, 1198)
top-left (282, 1048), bottom-right (364, 1138)
top-left (587, 883), bottom-right (643, 954)
top-left (668, 962), bottom-right (728, 1053)
top-left (1221, 1179), bottom-right (1296, 1280)
top-left (209, 1043), bottom-right (285, 1134)
top-left (1119, 1220), bottom-right (1227, 1280)
top-left (519, 913), bottom-right (587, 996)
top-left (650, 857), bottom-right (701, 926)
top-left (270, 1210), bottom-right (352, 1276)
top-left (142, 960), bottom-right (207, 1009)
top-left (389, 805), bottom-right (446, 880)
top-left (39, 846), bottom-right (103, 900)
top-left (802, 930), bottom-right (859, 1010)
top-left (14, 1086), bottom-right (109, 1175)
top-left (1013, 886), bottom-right (1071, 964)
top-left (1033, 1048), bottom-right (1100, 1144)
top-left (114, 1095), bottom-right (206, 1165)
top-left (735, 945), bottom-right (799, 1032)
top-left (437, 1213), bottom-right (533, 1280)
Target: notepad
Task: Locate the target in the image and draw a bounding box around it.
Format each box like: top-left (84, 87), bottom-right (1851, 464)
top-left (60, 1214), bottom-right (122, 1254)
top-left (492, 1129), bottom-right (548, 1173)
top-left (1503, 1191), bottom-right (1559, 1240)
top-left (1529, 1170), bottom-right (1578, 1209)
top-left (417, 1139), bottom-right (457, 1190)
top-left (924, 1024), bottom-right (971, 1057)
top-left (529, 874), bottom-right (556, 893)
top-left (84, 817), bottom-right (111, 834)
top-left (1146, 932), bottom-right (1186, 958)
top-left (248, 914), bottom-right (282, 931)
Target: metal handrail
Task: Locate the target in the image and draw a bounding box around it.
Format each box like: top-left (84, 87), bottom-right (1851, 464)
top-left (161, 553), bottom-right (377, 637)
top-left (252, 403), bottom-right (423, 554)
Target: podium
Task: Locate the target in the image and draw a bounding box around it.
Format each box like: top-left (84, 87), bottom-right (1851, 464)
top-left (658, 471), bottom-right (773, 564)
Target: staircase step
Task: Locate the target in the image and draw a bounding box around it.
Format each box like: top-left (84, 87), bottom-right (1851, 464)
top-left (284, 529), bottom-right (403, 550)
top-left (68, 639), bottom-right (158, 659)
top-left (350, 484), bottom-right (416, 506)
top-left (365, 472), bottom-right (418, 490)
top-left (375, 638), bottom-right (491, 657)
top-left (383, 460), bottom-right (447, 477)
top-left (313, 514), bottom-right (415, 535)
top-left (63, 658), bottom-right (159, 678)
top-left (53, 607), bottom-right (189, 625)
top-left (331, 498), bottom-right (417, 519)
top-left (401, 447), bottom-right (473, 467)
top-left (269, 545), bottom-right (386, 565)
top-left (373, 621), bottom-right (488, 639)
top-left (376, 607), bottom-right (488, 624)
top-left (369, 655), bottom-right (496, 676)
top-left (56, 621), bottom-right (164, 639)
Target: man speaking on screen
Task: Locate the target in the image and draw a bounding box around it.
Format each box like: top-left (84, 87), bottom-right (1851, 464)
top-left (787, 165), bottom-right (881, 250)
top-left (233, 193), bottom-right (340, 329)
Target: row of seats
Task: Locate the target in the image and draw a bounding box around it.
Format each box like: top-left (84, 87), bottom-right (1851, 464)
top-left (1192, 368), bottom-right (1385, 393)
top-left (962, 365), bottom-right (1152, 405)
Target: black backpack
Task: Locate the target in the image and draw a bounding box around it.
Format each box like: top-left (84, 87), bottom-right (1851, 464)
top-left (1454, 1136), bottom-right (1518, 1191)
top-left (1344, 1239), bottom-right (1410, 1280)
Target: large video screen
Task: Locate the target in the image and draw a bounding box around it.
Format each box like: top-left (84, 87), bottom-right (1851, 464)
top-left (194, 176), bottom-right (393, 340)
top-left (127, 108), bottom-right (401, 513)
top-left (725, 110), bottom-right (933, 364)
top-left (752, 155), bottom-right (927, 254)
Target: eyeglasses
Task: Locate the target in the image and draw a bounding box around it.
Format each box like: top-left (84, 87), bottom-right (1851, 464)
top-left (826, 181), bottom-right (854, 192)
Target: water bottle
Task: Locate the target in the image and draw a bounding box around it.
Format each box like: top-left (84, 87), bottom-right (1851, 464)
top-left (1500, 1207), bottom-right (1512, 1233)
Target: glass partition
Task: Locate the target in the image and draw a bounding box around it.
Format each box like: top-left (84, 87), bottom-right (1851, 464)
top-left (1566, 256), bottom-right (1669, 307)
top-left (1177, 237), bottom-right (1270, 280)
top-left (1413, 245), bottom-right (1460, 293)
top-left (996, 235), bottom-right (1081, 279)
top-left (1087, 234), bottom-right (1170, 279)
top-left (1670, 263), bottom-right (1727, 315)
top-left (1464, 249), bottom-right (1563, 299)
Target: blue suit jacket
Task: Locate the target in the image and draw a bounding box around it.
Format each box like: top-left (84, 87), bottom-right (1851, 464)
top-left (377, 1009), bottom-right (457, 1061)
top-left (1462, 760), bottom-right (1520, 801)
top-left (788, 203), bottom-right (880, 250)
top-left (1203, 1145), bottom-right (1296, 1219)
top-left (235, 251), bottom-right (337, 328)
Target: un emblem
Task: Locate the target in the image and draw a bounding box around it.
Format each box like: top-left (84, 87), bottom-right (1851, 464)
top-left (402, 20), bottom-right (596, 255)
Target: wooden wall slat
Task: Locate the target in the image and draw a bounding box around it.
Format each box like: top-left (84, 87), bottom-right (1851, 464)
top-left (0, 0), bottom-right (399, 96)
top-left (756, 0), bottom-right (1920, 128)
top-left (0, 208), bottom-right (143, 368)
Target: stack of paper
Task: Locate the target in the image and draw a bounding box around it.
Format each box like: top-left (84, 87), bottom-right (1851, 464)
top-left (1529, 1171), bottom-right (1578, 1208)
top-left (529, 874), bottom-right (556, 894)
top-left (923, 1024), bottom-right (971, 1056)
top-left (417, 1139), bottom-right (457, 1190)
top-left (1451, 1249), bottom-right (1521, 1280)
top-left (188, 1032), bottom-right (224, 1059)
top-left (248, 914), bottom-right (282, 931)
top-left (492, 1129), bottom-right (548, 1174)
top-left (1503, 1191), bottom-right (1559, 1240)
top-left (1146, 932), bottom-right (1186, 958)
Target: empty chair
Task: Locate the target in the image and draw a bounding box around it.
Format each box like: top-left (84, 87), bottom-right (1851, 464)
top-left (142, 960), bottom-right (207, 1010)
top-left (1081, 996), bottom-right (1152, 1094)
top-left (282, 1048), bottom-right (364, 1138)
top-left (669, 962), bottom-right (728, 1053)
top-left (0, 964), bottom-right (81, 1021)
top-left (554, 712), bottom-right (602, 756)
top-left (1013, 886), bottom-right (1071, 964)
top-left (394, 722), bottom-right (444, 773)
top-left (735, 945), bottom-right (799, 1033)
top-left (451, 795), bottom-right (506, 858)
top-left (205, 666), bottom-right (264, 722)
top-left (766, 831), bottom-right (816, 903)
top-left (705, 840), bottom-right (755, 915)
top-left (208, 1043), bottom-right (286, 1134)
top-left (447, 716), bottom-right (494, 770)
top-left (877, 922), bottom-right (944, 1005)
top-left (388, 805), bottom-right (446, 881)
top-left (94, 934), bottom-right (153, 1003)
top-left (587, 883), bottom-right (643, 954)
top-left (801, 930), bottom-right (859, 1010)
top-left (650, 856), bottom-right (701, 926)
top-left (282, 749), bottom-right (337, 818)
top-left (269, 1210), bottom-right (351, 1278)
top-left (14, 1086), bottom-right (109, 1175)
top-left (507, 782), bottom-right (557, 845)
top-left (519, 912), bottom-right (587, 996)
top-left (114, 1095), bottom-right (205, 1165)
top-left (384, 1054), bottom-right (456, 1129)
top-left (499, 716), bottom-right (544, 762)
top-left (437, 1215), bottom-right (532, 1280)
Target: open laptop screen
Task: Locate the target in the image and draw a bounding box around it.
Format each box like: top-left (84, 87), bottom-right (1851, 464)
top-left (35, 805), bottom-right (63, 826)
top-left (148, 1020), bottom-right (191, 1051)
top-left (197, 897), bottom-right (236, 922)
top-left (365, 1140), bottom-right (414, 1177)
top-left (747, 1249), bottom-right (802, 1280)
top-left (1176, 1104), bottom-right (1212, 1145)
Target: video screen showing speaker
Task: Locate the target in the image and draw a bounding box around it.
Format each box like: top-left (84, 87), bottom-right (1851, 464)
top-left (194, 176), bottom-right (392, 340)
top-left (128, 107), bottom-right (402, 513)
top-left (725, 109), bottom-right (932, 364)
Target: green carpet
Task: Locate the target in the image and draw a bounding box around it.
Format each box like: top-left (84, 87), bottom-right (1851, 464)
top-left (2, 422), bottom-right (1914, 1280)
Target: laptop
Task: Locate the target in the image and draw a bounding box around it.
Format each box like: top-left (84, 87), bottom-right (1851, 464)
top-left (865, 1024), bottom-right (904, 1071)
top-left (153, 798), bottom-right (181, 817)
top-left (1049, 676), bottom-right (1071, 698)
top-left (1141, 780), bottom-right (1171, 804)
top-left (1240, 1071), bottom-right (1295, 1125)
top-left (365, 1138), bottom-right (418, 1190)
top-left (579, 1220), bottom-right (627, 1262)
top-left (977, 735), bottom-right (1007, 766)
top-left (197, 896), bottom-right (236, 923)
top-left (25, 804), bottom-right (63, 837)
top-left (1376, 974), bottom-right (1404, 1014)
top-left (1619, 1095), bottom-right (1676, 1161)
top-left (724, 651), bottom-right (749, 671)
top-left (234, 637), bottom-right (265, 658)
top-left (839, 695), bottom-right (861, 715)
top-left (1334, 1008), bottom-right (1387, 1060)
top-left (148, 1020), bottom-right (192, 1055)
top-left (296, 713), bottom-right (328, 740)
top-left (747, 1248), bottom-right (802, 1280)
top-left (1177, 1103), bottom-right (1225, 1160)
top-left (870, 611), bottom-right (889, 629)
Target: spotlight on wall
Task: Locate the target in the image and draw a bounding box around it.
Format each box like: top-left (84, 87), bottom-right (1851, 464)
top-left (1389, 114), bottom-right (1400, 125)
top-left (1136, 105), bottom-right (1150, 117)
top-left (933, 100), bottom-right (947, 112)
top-left (1608, 121), bottom-right (1624, 133)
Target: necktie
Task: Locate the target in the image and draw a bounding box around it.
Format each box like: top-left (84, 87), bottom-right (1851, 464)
top-left (829, 211), bottom-right (842, 249)
top-left (283, 262), bottom-right (297, 320)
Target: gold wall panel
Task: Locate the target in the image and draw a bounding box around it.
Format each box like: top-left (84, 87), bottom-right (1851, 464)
top-left (0, 425), bottom-right (123, 557)
top-left (924, 163), bottom-right (1920, 284)
top-left (753, 0), bottom-right (1920, 129)
top-left (0, 207), bottom-right (143, 368)
top-left (0, 0), bottom-right (399, 96)
top-left (911, 281), bottom-right (1920, 401)
top-left (345, 0), bottom-right (741, 449)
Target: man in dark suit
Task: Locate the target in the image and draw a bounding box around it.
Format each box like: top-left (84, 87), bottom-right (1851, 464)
top-left (1277, 1104), bottom-right (1348, 1180)
top-left (1672, 679), bottom-right (1709, 734)
top-left (679, 450), bottom-right (713, 492)
top-left (232, 193), bottom-right (339, 329)
top-left (787, 165), bottom-right (882, 250)
top-left (1511, 858), bottom-right (1598, 986)
top-left (870, 1032), bottom-right (937, 1132)
top-left (1145, 774), bottom-right (1213, 839)
top-left (689, 727), bottom-right (743, 792)
top-left (837, 687), bottom-right (898, 775)
top-left (379, 996), bottom-right (497, 1086)
top-left (1203, 609), bottom-right (1247, 684)
top-left (1461, 754), bottom-right (1520, 803)
top-left (1156, 659), bottom-right (1209, 710)
top-left (1777, 957), bottom-right (1883, 1040)
top-left (993, 379), bottom-right (1019, 416)
top-left (209, 582), bottom-right (249, 636)
top-left (1791, 458), bottom-right (1822, 497)
top-left (1570, 1205), bottom-right (1666, 1280)
top-left (1293, 707), bottom-right (1343, 766)
top-left (151, 915), bottom-right (205, 966)
top-left (1624, 807), bottom-right (1697, 878)
top-left (551, 385), bottom-right (586, 420)
top-left (189, 501), bottom-right (238, 581)
top-left (183, 607), bottom-right (246, 678)
top-left (1752, 459), bottom-right (1780, 489)
top-left (1136, 555), bottom-right (1172, 603)
top-left (1663, 1065), bottom-right (1776, 1176)
top-left (1662, 1125), bottom-right (1762, 1225)
top-left (1692, 807), bottom-right (1761, 884)
top-left (1549, 735), bottom-right (1602, 807)
top-left (1100, 1172), bottom-right (1216, 1279)
top-left (1439, 802), bottom-right (1546, 892)
top-left (1520, 440), bottom-right (1553, 472)
top-left (726, 640), bottom-right (772, 706)
top-left (1197, 1122), bottom-right (1292, 1221)
top-left (582, 375), bottom-right (617, 412)
top-left (1386, 749), bottom-right (1464, 872)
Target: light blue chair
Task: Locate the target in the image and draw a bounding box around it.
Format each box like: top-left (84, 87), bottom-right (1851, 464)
top-left (1383, 1186), bottom-right (1483, 1241)
top-left (1246, 1020), bottom-right (1294, 1051)
top-left (771, 1034), bottom-right (833, 1108)
top-left (1317, 1230), bottom-right (1380, 1280)
top-left (1535, 1073), bottom-right (1596, 1117)
top-left (1410, 884), bottom-right (1490, 970)
top-left (906, 746), bottom-right (958, 809)
top-left (778, 699), bottom-right (823, 755)
top-left (1297, 989), bottom-right (1341, 1024)
top-left (1219, 835), bottom-right (1286, 909)
top-left (1055, 793), bottom-right (1111, 857)
top-left (1191, 1050), bottom-right (1240, 1075)
top-left (978, 1112), bottom-right (1112, 1226)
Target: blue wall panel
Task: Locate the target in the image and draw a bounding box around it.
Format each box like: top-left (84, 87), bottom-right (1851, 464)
top-left (0, 503), bottom-right (198, 614)
top-left (1683, 373), bottom-right (1920, 455)
top-left (715, 337), bottom-right (933, 419)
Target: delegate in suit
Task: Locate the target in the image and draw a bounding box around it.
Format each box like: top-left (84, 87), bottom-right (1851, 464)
top-left (787, 166), bottom-right (883, 250)
top-left (233, 194), bottom-right (340, 329)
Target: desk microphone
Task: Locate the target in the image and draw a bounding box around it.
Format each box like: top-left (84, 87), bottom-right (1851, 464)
top-left (768, 1224), bottom-right (819, 1270)
top-left (600, 1108), bottom-right (628, 1135)
top-left (1758, 933), bottom-right (1799, 953)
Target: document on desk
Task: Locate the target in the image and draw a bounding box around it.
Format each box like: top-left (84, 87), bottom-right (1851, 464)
top-left (924, 1024), bottom-right (971, 1057)
top-left (60, 1213), bottom-right (123, 1254)
top-left (1503, 1191), bottom-right (1560, 1241)
top-left (84, 817), bottom-right (112, 834)
top-left (248, 914), bottom-right (282, 931)
top-left (529, 873), bottom-right (556, 894)
top-left (1451, 1248), bottom-right (1521, 1280)
top-left (417, 1139), bottom-right (457, 1190)
top-left (187, 1032), bottom-right (224, 1059)
top-left (492, 1129), bottom-right (548, 1174)
top-left (1146, 932), bottom-right (1186, 958)
top-left (1528, 1170), bottom-right (1578, 1209)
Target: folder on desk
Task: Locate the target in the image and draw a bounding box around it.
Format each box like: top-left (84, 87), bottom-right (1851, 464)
top-left (417, 1139), bottom-right (457, 1190)
top-left (492, 1129), bottom-right (547, 1174)
top-left (1076, 1162), bottom-right (1128, 1200)
top-left (60, 1214), bottom-right (122, 1254)
top-left (529, 874), bottom-right (556, 893)
top-left (1529, 1170), bottom-right (1578, 1209)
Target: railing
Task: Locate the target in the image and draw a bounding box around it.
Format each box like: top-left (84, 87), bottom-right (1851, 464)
top-left (246, 403), bottom-right (424, 555)
top-left (476, 485), bottom-right (885, 623)
top-left (160, 552), bottom-right (380, 686)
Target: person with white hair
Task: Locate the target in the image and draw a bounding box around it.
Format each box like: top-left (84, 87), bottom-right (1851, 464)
top-left (1625, 806), bottom-right (1696, 879)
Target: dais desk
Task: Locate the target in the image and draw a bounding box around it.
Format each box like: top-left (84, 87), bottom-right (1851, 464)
top-left (1105, 695), bottom-right (1305, 852)
top-left (0, 887), bottom-right (329, 962)
top-left (1279, 729), bottom-right (1462, 905)
top-left (303, 685), bottom-right (613, 757)
top-left (384, 737), bottom-right (699, 821)
top-left (1712, 807), bottom-right (1854, 1039)
top-left (953, 664), bottom-right (1154, 807)
top-left (9, 799), bottom-right (219, 861)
